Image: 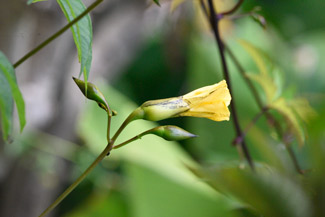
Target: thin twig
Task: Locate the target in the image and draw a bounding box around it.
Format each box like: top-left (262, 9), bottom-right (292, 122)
top-left (107, 113), bottom-right (112, 143)
top-left (219, 0), bottom-right (244, 16)
top-left (286, 145), bottom-right (304, 174)
top-left (13, 0), bottom-right (103, 68)
top-left (233, 106), bottom-right (268, 145)
top-left (113, 128), bottom-right (156, 150)
top-left (206, 0), bottom-right (254, 170)
top-left (38, 142), bottom-right (111, 217)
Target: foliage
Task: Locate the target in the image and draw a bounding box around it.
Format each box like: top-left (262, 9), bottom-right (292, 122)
top-left (0, 52), bottom-right (25, 141)
top-left (0, 0), bottom-right (324, 217)
top-left (57, 0), bottom-right (93, 87)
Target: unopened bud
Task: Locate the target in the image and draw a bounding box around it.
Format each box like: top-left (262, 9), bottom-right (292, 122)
top-left (73, 77), bottom-right (109, 112)
top-left (151, 125), bottom-right (197, 141)
top-left (135, 80), bottom-right (231, 122)
top-left (140, 97), bottom-right (189, 121)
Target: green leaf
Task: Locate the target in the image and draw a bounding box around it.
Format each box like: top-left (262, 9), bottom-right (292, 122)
top-left (238, 39), bottom-right (270, 76)
top-left (0, 51), bottom-right (26, 141)
top-left (27, 0), bottom-right (48, 5)
top-left (289, 98), bottom-right (316, 123)
top-left (269, 97), bottom-right (305, 146)
top-left (153, 0), bottom-right (160, 6)
top-left (251, 13), bottom-right (267, 29)
top-left (247, 73), bottom-right (278, 103)
top-left (0, 69), bottom-right (13, 141)
top-left (237, 39), bottom-right (283, 103)
top-left (57, 0), bottom-right (93, 87)
top-left (197, 167), bottom-right (311, 217)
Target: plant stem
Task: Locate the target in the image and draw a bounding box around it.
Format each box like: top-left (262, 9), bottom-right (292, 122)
top-left (219, 0), bottom-right (244, 16)
top-left (38, 142), bottom-right (111, 217)
top-left (206, 0), bottom-right (254, 170)
top-left (113, 135), bottom-right (142, 150)
top-left (107, 113), bottom-right (112, 143)
top-left (38, 108), bottom-right (142, 216)
top-left (109, 108), bottom-right (143, 150)
top-left (13, 0), bottom-right (103, 68)
top-left (233, 107), bottom-right (268, 145)
top-left (225, 42), bottom-right (304, 174)
top-left (113, 130), bottom-right (153, 150)
top-left (287, 145), bottom-right (304, 174)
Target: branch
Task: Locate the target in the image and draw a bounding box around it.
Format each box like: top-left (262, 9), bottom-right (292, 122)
top-left (14, 0), bottom-right (103, 68)
top-left (219, 0), bottom-right (244, 17)
top-left (38, 142), bottom-right (111, 217)
top-left (233, 106), bottom-right (268, 145)
top-left (206, 0), bottom-right (254, 170)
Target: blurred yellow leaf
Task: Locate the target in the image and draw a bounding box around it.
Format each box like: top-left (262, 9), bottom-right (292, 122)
top-left (247, 73), bottom-right (278, 103)
top-left (170, 0), bottom-right (187, 12)
top-left (238, 39), bottom-right (270, 76)
top-left (238, 39), bottom-right (316, 146)
top-left (269, 97), bottom-right (305, 146)
top-left (289, 98), bottom-right (317, 123)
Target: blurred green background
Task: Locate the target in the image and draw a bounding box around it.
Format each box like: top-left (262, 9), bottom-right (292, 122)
top-left (1, 0), bottom-right (324, 217)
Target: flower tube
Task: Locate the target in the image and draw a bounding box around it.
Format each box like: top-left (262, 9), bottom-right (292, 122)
top-left (138, 80), bottom-right (231, 122)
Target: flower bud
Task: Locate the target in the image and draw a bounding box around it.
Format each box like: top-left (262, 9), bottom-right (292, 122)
top-left (73, 77), bottom-right (109, 112)
top-left (151, 125), bottom-right (197, 141)
top-left (139, 97), bottom-right (189, 121)
top-left (135, 80), bottom-right (231, 122)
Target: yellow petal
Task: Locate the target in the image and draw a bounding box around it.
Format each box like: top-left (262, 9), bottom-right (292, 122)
top-left (139, 80), bottom-right (231, 122)
top-left (184, 82), bottom-right (221, 99)
top-left (181, 80), bottom-right (231, 121)
top-left (181, 101), bottom-right (230, 121)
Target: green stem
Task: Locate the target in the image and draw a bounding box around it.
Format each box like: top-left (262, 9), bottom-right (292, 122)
top-left (219, 0), bottom-right (244, 16)
top-left (113, 127), bottom-right (159, 150)
top-left (113, 135), bottom-right (141, 150)
top-left (38, 142), bottom-right (111, 217)
top-left (38, 107), bottom-right (141, 216)
top-left (107, 113), bottom-right (112, 143)
top-left (109, 108), bottom-right (143, 150)
top-left (13, 0), bottom-right (103, 68)
top-left (233, 106), bottom-right (268, 145)
top-left (286, 145), bottom-right (304, 174)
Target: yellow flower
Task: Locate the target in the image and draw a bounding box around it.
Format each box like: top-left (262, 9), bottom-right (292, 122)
top-left (138, 80), bottom-right (231, 121)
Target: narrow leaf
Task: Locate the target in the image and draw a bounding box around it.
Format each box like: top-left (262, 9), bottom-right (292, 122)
top-left (27, 0), bottom-right (48, 5)
top-left (251, 13), bottom-right (267, 29)
top-left (197, 167), bottom-right (311, 217)
top-left (0, 51), bottom-right (26, 140)
top-left (238, 39), bottom-right (270, 76)
top-left (153, 0), bottom-right (160, 6)
top-left (289, 98), bottom-right (316, 123)
top-left (269, 97), bottom-right (305, 146)
top-left (57, 0), bottom-right (93, 87)
top-left (0, 72), bottom-right (13, 141)
top-left (247, 73), bottom-right (278, 103)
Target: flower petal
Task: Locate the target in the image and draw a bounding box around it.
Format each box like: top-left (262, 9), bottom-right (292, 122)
top-left (181, 80), bottom-right (231, 121)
